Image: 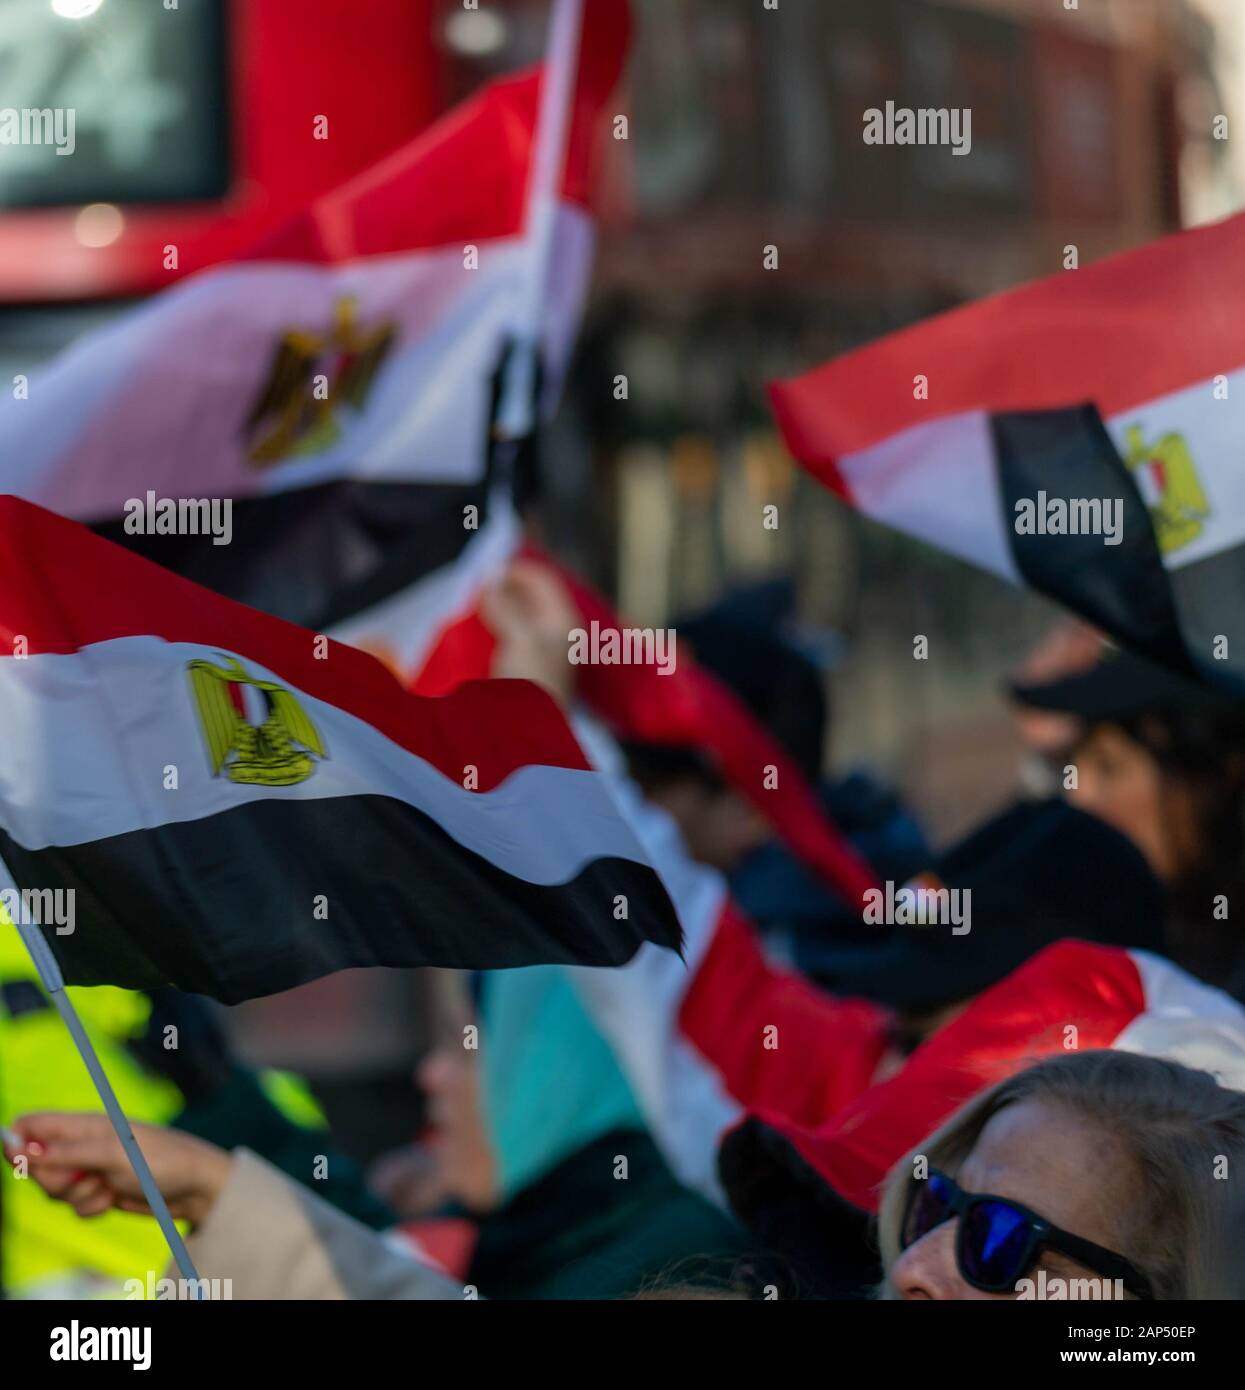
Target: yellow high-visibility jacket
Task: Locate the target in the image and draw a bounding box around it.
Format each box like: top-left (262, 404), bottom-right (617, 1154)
top-left (0, 918), bottom-right (331, 1296)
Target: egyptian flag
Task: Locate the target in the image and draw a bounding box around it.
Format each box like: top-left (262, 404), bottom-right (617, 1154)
top-left (0, 498), bottom-right (680, 1005)
top-left (770, 212), bottom-right (1245, 690)
top-left (0, 0), bottom-right (629, 651)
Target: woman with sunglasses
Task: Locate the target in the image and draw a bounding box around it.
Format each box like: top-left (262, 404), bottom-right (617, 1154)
top-left (879, 1049), bottom-right (1245, 1300)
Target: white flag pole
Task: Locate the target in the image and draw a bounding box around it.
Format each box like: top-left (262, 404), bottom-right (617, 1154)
top-left (0, 854), bottom-right (202, 1287)
top-left (494, 0), bottom-right (586, 442)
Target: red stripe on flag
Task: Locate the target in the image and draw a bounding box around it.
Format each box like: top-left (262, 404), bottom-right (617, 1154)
top-left (248, 0), bottom-right (630, 263)
top-left (770, 212), bottom-right (1245, 485)
top-left (777, 942), bottom-right (1148, 1212)
top-left (679, 904), bottom-right (891, 1126)
top-left (0, 497), bottom-right (589, 790)
top-left (410, 609), bottom-right (498, 699)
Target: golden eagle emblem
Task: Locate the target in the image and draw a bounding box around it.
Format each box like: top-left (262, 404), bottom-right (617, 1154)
top-left (244, 295), bottom-right (396, 467)
top-left (1123, 425), bottom-right (1211, 556)
top-left (188, 657), bottom-right (327, 787)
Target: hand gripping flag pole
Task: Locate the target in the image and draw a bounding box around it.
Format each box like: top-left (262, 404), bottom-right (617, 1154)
top-left (0, 853), bottom-right (202, 1288)
top-left (494, 0), bottom-right (586, 444)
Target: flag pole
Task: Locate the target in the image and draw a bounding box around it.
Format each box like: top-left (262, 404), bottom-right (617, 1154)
top-left (494, 0), bottom-right (586, 442)
top-left (0, 856), bottom-right (202, 1287)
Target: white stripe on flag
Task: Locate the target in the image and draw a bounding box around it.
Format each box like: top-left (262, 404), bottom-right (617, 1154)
top-left (0, 209), bottom-right (593, 516)
top-left (837, 410), bottom-right (1021, 583)
top-left (1103, 367), bottom-right (1245, 572)
top-left (1115, 952), bottom-right (1245, 1092)
top-left (0, 636), bottom-right (650, 887)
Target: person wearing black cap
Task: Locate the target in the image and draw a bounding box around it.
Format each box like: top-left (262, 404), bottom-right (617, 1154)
top-left (1011, 641), bottom-right (1245, 1002)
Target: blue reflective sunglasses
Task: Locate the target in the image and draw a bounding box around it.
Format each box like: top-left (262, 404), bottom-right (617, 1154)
top-left (901, 1169), bottom-right (1153, 1299)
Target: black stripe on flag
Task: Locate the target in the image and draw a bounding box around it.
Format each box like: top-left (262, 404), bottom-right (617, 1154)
top-left (91, 476), bottom-right (492, 633)
top-left (992, 405), bottom-right (1195, 676)
top-left (0, 795), bottom-right (682, 1005)
top-left (88, 340), bottom-right (538, 633)
top-left (1165, 544), bottom-right (1245, 689)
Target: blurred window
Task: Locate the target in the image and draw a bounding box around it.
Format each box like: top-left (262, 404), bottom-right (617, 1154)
top-left (0, 0), bottom-right (228, 209)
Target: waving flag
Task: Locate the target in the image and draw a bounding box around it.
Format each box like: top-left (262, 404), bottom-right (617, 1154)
top-left (0, 498), bottom-right (680, 1005)
top-left (719, 942), bottom-right (1245, 1235)
top-left (770, 212), bottom-right (1245, 690)
top-left (0, 0), bottom-right (629, 647)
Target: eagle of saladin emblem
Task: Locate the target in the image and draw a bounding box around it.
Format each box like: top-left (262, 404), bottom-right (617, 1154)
top-left (244, 294), bottom-right (397, 467)
top-left (188, 657), bottom-right (327, 787)
top-left (1122, 424), bottom-right (1211, 556)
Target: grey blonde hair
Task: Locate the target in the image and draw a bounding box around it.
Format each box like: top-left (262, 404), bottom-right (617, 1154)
top-left (876, 1050), bottom-right (1245, 1300)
